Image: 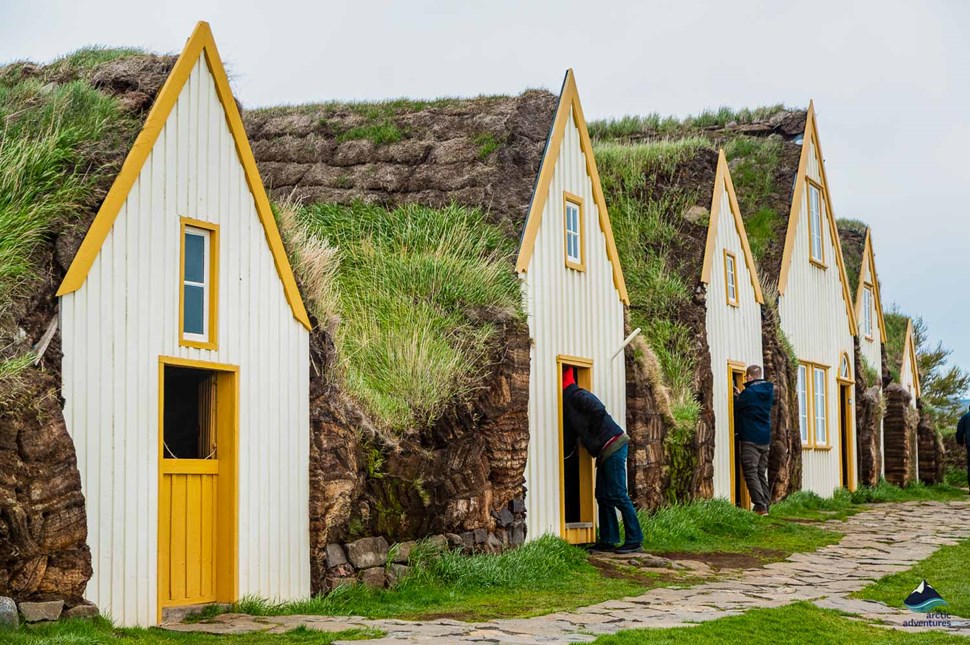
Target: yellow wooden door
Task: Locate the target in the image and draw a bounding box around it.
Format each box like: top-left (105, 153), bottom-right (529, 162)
top-left (558, 356), bottom-right (596, 545)
top-left (158, 358), bottom-right (238, 618)
top-left (728, 366), bottom-right (752, 510)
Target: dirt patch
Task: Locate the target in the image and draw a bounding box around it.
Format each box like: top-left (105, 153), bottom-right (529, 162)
top-left (659, 549), bottom-right (785, 569)
top-left (588, 557), bottom-right (681, 585)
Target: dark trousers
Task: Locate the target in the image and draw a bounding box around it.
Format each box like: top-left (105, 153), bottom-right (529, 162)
top-left (740, 441), bottom-right (771, 511)
top-left (595, 444), bottom-right (643, 546)
top-left (965, 449), bottom-right (970, 491)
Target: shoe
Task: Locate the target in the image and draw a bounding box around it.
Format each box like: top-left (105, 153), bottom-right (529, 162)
top-left (614, 543), bottom-right (644, 554)
top-left (587, 543), bottom-right (616, 553)
top-left (754, 507), bottom-right (768, 516)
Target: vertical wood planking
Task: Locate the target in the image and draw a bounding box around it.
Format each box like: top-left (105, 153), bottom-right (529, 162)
top-left (60, 57), bottom-right (310, 625)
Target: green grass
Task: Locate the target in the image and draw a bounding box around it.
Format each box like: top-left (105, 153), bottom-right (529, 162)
top-left (474, 132), bottom-right (501, 159)
top-left (770, 482), bottom-right (968, 522)
top-left (197, 536), bottom-right (647, 622)
top-left (855, 538), bottom-right (970, 618)
top-left (588, 105), bottom-right (788, 141)
top-left (722, 136), bottom-right (785, 265)
top-left (837, 218), bottom-right (868, 296)
top-left (337, 121), bottom-right (403, 145)
top-left (6, 617), bottom-right (383, 643)
top-left (944, 467), bottom-right (967, 488)
top-left (884, 311), bottom-right (910, 383)
top-left (638, 498), bottom-right (840, 557)
top-left (293, 202), bottom-right (521, 434)
top-left (591, 601), bottom-right (965, 644)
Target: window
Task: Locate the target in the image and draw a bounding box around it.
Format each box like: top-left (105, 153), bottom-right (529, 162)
top-left (563, 193), bottom-right (584, 271)
top-left (179, 218), bottom-right (219, 349)
top-left (839, 353), bottom-right (850, 381)
top-left (813, 366), bottom-right (828, 446)
top-left (808, 183), bottom-right (825, 265)
top-left (863, 286), bottom-right (874, 338)
top-left (797, 365), bottom-right (809, 443)
top-left (797, 361), bottom-right (830, 448)
top-left (724, 251), bottom-right (739, 306)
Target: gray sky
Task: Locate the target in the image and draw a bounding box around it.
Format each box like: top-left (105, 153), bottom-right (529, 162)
top-left (3, 0), bottom-right (968, 385)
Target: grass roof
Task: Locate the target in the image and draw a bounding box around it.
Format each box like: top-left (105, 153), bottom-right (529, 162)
top-left (884, 311), bottom-right (910, 383)
top-left (0, 47), bottom-right (174, 370)
top-left (837, 218), bottom-right (868, 297)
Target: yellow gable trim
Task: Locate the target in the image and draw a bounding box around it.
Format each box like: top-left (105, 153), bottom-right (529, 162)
top-left (903, 319), bottom-right (921, 399)
top-left (777, 101), bottom-right (858, 336)
top-left (701, 150), bottom-right (764, 304)
top-left (515, 69), bottom-right (629, 305)
top-left (57, 21), bottom-right (311, 331)
top-left (852, 228), bottom-right (887, 340)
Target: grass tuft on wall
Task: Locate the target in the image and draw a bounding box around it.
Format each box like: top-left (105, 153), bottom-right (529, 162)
top-left (285, 202), bottom-right (521, 434)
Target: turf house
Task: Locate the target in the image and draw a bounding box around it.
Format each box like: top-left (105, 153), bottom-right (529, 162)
top-left (838, 221), bottom-right (888, 485)
top-left (589, 108), bottom-right (811, 506)
top-left (0, 23), bottom-right (312, 626)
top-left (246, 68), bottom-right (659, 589)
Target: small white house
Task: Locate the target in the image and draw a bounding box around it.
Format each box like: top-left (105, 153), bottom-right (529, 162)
top-left (516, 70), bottom-right (630, 545)
top-left (701, 151), bottom-right (765, 506)
top-left (56, 22), bottom-right (311, 625)
top-left (776, 102), bottom-right (859, 495)
top-left (852, 227), bottom-right (888, 476)
top-left (898, 319), bottom-right (922, 406)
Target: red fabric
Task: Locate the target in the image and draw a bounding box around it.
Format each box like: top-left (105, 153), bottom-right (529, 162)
top-left (562, 366), bottom-right (576, 389)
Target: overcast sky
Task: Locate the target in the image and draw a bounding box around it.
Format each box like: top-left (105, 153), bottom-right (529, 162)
top-left (3, 0), bottom-right (968, 387)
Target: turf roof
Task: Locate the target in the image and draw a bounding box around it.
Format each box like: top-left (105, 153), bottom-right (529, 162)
top-left (837, 218), bottom-right (869, 300)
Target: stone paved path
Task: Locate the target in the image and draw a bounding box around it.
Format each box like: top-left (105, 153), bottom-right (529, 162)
top-left (164, 501), bottom-right (970, 643)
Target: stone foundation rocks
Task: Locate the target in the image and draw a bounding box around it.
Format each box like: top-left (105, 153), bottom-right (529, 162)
top-left (319, 505), bottom-right (525, 592)
top-left (624, 335), bottom-right (673, 511)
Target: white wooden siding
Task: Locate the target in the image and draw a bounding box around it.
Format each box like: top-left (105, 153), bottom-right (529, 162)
top-left (856, 251), bottom-right (885, 475)
top-left (522, 107), bottom-right (626, 540)
top-left (900, 348), bottom-right (918, 408)
top-left (778, 141), bottom-right (857, 496)
top-left (60, 58), bottom-right (310, 626)
top-left (705, 181), bottom-right (764, 500)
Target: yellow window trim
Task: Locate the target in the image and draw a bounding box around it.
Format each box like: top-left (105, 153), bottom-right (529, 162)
top-left (515, 70), bottom-right (629, 304)
top-left (56, 22), bottom-right (311, 331)
top-left (179, 217), bottom-right (219, 350)
top-left (805, 179), bottom-right (827, 269)
top-left (700, 151), bottom-right (764, 304)
top-left (562, 192), bottom-right (586, 272)
top-left (723, 249), bottom-right (739, 307)
top-left (777, 102), bottom-right (858, 336)
top-left (837, 351), bottom-right (854, 384)
top-left (799, 360), bottom-right (832, 450)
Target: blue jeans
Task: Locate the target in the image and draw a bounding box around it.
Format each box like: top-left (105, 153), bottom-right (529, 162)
top-left (595, 444), bottom-right (643, 546)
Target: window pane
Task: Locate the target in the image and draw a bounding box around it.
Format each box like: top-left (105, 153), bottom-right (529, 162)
top-left (185, 232), bottom-right (205, 283)
top-left (798, 366), bottom-right (808, 442)
top-left (184, 284), bottom-right (205, 335)
top-left (814, 368), bottom-right (826, 444)
top-left (809, 186), bottom-right (822, 261)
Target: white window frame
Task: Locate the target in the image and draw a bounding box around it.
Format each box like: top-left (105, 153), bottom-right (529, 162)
top-left (797, 365), bottom-right (809, 444)
top-left (813, 366), bottom-right (828, 447)
top-left (808, 182), bottom-right (825, 265)
top-left (183, 227), bottom-right (210, 342)
top-left (179, 217), bottom-right (219, 350)
top-left (724, 250), bottom-right (739, 307)
top-left (563, 193), bottom-right (585, 271)
top-left (863, 285), bottom-right (874, 339)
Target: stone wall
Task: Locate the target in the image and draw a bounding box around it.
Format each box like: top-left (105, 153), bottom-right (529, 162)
top-left (854, 340), bottom-right (883, 487)
top-left (624, 335), bottom-right (673, 511)
top-left (917, 406), bottom-right (945, 485)
top-left (763, 303), bottom-right (801, 501)
top-left (883, 385), bottom-right (918, 486)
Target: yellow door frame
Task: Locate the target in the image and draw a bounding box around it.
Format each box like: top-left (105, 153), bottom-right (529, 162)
top-left (726, 361), bottom-right (751, 509)
top-left (836, 373), bottom-right (856, 492)
top-left (557, 354), bottom-right (595, 544)
top-left (157, 356), bottom-right (239, 621)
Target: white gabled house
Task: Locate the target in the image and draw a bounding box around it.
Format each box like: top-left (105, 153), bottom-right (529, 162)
top-left (516, 70), bottom-right (630, 545)
top-left (701, 151), bottom-right (765, 507)
top-left (56, 22), bottom-right (311, 625)
top-left (776, 102), bottom-right (859, 495)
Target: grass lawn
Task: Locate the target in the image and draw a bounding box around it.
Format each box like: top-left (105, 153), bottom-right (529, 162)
top-left (638, 498), bottom-right (842, 562)
top-left (854, 538), bottom-right (970, 618)
top-left (5, 618), bottom-right (383, 644)
top-left (591, 601), bottom-right (965, 644)
top-left (769, 482), bottom-right (967, 522)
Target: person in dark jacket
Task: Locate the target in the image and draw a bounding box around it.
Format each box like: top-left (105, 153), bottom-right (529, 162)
top-left (733, 365), bottom-right (775, 515)
top-left (562, 365), bottom-right (643, 553)
top-left (955, 406), bottom-right (970, 494)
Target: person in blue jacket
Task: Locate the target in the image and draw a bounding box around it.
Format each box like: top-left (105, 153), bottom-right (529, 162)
top-left (562, 365), bottom-right (643, 553)
top-left (734, 365), bottom-right (775, 515)
top-left (955, 405), bottom-right (970, 493)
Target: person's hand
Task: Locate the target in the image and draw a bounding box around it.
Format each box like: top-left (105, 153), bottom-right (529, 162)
top-left (733, 386), bottom-right (741, 396)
